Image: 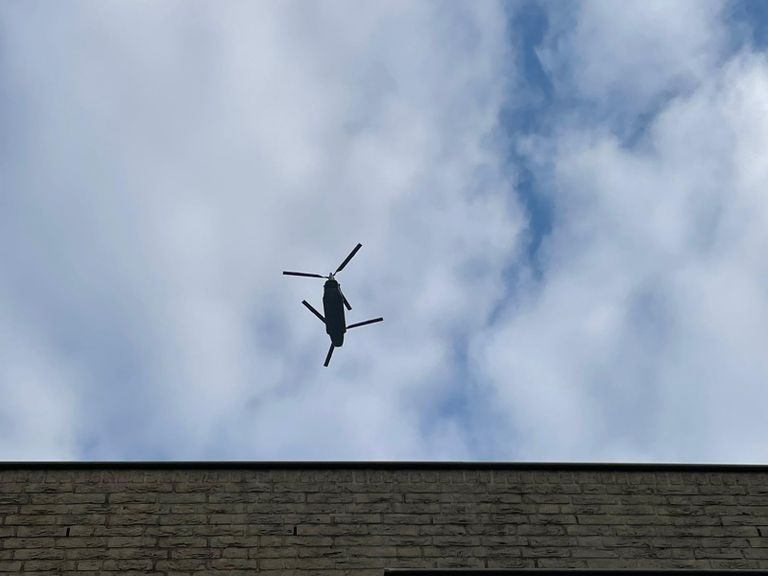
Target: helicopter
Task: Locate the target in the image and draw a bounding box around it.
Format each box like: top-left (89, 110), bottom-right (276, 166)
top-left (283, 243), bottom-right (383, 367)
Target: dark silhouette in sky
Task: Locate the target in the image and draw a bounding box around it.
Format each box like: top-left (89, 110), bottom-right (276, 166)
top-left (283, 243), bottom-right (383, 366)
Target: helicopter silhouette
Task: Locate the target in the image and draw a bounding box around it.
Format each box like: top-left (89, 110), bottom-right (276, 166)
top-left (283, 243), bottom-right (383, 367)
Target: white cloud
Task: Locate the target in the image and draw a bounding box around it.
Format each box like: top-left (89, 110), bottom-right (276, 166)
top-left (0, 2), bottom-right (520, 459)
top-left (538, 0), bottom-right (728, 119)
top-left (7, 1), bottom-right (765, 464)
top-left (477, 43), bottom-right (768, 462)
top-left (0, 304), bottom-right (79, 459)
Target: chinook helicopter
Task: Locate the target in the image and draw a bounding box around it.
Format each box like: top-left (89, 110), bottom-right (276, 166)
top-left (283, 243), bottom-right (383, 367)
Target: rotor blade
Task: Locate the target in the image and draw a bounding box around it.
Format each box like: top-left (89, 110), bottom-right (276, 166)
top-left (324, 343), bottom-right (334, 367)
top-left (283, 271), bottom-right (326, 278)
top-left (341, 292), bottom-right (352, 311)
top-left (335, 243), bottom-right (362, 273)
top-left (302, 300), bottom-right (325, 323)
top-left (346, 317), bottom-right (383, 330)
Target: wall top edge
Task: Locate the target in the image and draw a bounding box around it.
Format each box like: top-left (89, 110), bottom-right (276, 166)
top-left (1, 460), bottom-right (767, 472)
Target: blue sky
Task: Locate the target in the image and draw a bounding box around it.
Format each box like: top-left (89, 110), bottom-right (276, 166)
top-left (2, 1), bottom-right (768, 462)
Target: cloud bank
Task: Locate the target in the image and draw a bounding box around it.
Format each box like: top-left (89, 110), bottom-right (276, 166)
top-left (2, 1), bottom-right (768, 463)
top-left (477, 0), bottom-right (768, 462)
top-left (0, 2), bottom-right (518, 459)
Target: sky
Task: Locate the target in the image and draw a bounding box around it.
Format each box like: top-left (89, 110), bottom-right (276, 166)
top-left (2, 1), bottom-right (768, 462)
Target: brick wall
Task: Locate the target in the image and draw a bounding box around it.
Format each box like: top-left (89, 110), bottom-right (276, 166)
top-left (1, 462), bottom-right (767, 575)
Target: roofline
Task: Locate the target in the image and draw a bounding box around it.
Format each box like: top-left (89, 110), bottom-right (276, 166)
top-left (1, 460), bottom-right (767, 472)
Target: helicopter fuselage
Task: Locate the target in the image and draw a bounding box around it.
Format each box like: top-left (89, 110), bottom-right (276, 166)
top-left (322, 278), bottom-right (346, 347)
top-left (283, 242), bottom-right (383, 367)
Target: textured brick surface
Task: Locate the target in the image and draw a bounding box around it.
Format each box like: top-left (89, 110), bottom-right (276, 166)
top-left (1, 464), bottom-right (767, 574)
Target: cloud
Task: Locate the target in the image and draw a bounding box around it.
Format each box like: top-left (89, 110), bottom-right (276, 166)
top-left (477, 1), bottom-right (768, 462)
top-left (6, 1), bottom-right (766, 464)
top-left (537, 0), bottom-right (728, 123)
top-left (0, 2), bottom-right (520, 459)
top-left (0, 305), bottom-right (79, 459)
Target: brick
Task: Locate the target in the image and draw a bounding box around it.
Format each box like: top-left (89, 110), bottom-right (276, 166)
top-left (21, 559), bottom-right (68, 571)
top-left (745, 548), bottom-right (768, 559)
top-left (209, 557), bottom-right (260, 569)
top-left (208, 536), bottom-right (259, 548)
top-left (62, 548), bottom-right (108, 560)
top-left (12, 548), bottom-right (65, 560)
top-left (170, 547), bottom-right (221, 559)
top-left (2, 465), bottom-right (768, 572)
top-left (76, 560), bottom-right (103, 570)
top-left (155, 558), bottom-right (210, 571)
